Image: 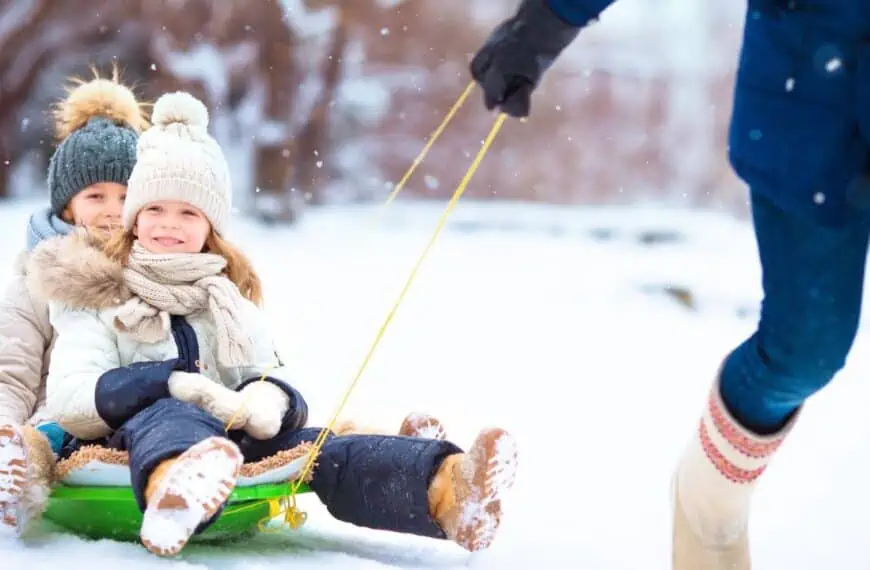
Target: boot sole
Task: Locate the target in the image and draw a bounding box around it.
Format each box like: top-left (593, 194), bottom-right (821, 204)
top-left (454, 427), bottom-right (518, 551)
top-left (399, 413), bottom-right (448, 440)
top-left (0, 425), bottom-right (28, 532)
top-left (140, 437), bottom-right (243, 556)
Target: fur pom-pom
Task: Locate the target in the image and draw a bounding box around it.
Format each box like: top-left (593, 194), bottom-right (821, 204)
top-left (52, 66), bottom-right (148, 140)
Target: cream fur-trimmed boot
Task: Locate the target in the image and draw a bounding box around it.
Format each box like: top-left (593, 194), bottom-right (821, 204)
top-left (0, 424), bottom-right (55, 536)
top-left (672, 379), bottom-right (799, 570)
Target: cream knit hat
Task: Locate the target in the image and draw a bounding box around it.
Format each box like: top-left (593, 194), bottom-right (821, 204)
top-left (123, 91), bottom-right (231, 234)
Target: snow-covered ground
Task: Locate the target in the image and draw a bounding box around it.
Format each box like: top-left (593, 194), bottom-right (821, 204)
top-left (3, 198), bottom-right (870, 568)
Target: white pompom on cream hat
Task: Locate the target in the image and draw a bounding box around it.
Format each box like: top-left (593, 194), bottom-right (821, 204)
top-left (123, 91), bottom-right (232, 234)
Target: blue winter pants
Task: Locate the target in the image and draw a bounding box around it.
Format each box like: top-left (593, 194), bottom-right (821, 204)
top-left (107, 398), bottom-right (460, 538)
top-left (719, 190), bottom-right (870, 434)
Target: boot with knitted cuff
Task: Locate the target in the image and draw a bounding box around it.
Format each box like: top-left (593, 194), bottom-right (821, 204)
top-left (672, 378), bottom-right (799, 570)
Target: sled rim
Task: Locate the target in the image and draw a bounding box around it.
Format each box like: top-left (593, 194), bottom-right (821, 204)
top-left (49, 480), bottom-right (310, 501)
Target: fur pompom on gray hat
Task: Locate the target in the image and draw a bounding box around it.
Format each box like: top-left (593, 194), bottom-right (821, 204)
top-left (47, 72), bottom-right (148, 216)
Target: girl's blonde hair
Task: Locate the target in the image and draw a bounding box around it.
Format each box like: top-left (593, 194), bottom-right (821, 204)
top-left (101, 228), bottom-right (264, 306)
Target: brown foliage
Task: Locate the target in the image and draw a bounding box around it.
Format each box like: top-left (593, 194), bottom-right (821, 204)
top-left (0, 0), bottom-right (747, 218)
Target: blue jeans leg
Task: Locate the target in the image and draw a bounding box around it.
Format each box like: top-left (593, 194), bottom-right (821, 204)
top-left (720, 190), bottom-right (870, 434)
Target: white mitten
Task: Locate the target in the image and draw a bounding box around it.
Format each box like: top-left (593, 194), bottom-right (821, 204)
top-left (168, 371), bottom-right (251, 427)
top-left (239, 381), bottom-right (290, 440)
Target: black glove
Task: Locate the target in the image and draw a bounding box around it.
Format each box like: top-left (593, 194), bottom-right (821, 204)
top-left (470, 0), bottom-right (584, 117)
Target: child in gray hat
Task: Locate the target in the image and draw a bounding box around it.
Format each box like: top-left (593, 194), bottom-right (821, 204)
top-left (0, 66), bottom-right (147, 537)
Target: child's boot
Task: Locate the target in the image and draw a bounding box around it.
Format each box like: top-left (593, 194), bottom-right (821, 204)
top-left (332, 412), bottom-right (448, 440)
top-left (399, 413), bottom-right (448, 440)
top-left (0, 424), bottom-right (54, 536)
top-left (672, 380), bottom-right (798, 570)
top-left (428, 427), bottom-right (518, 551)
top-left (331, 419), bottom-right (381, 436)
top-left (140, 436), bottom-right (243, 556)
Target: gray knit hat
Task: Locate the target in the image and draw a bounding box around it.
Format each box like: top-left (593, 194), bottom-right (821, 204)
top-left (47, 74), bottom-right (148, 216)
top-left (47, 117), bottom-right (138, 214)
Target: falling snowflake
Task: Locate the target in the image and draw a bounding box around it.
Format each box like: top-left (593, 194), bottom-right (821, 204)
top-left (424, 175), bottom-right (439, 190)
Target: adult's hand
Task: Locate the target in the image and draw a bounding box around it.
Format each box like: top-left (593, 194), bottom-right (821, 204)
top-left (470, 0), bottom-right (584, 118)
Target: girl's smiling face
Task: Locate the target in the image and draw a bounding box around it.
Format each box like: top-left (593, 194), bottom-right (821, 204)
top-left (133, 200), bottom-right (211, 254)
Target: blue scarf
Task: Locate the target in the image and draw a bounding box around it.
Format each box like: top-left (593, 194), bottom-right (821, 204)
top-left (26, 207), bottom-right (74, 251)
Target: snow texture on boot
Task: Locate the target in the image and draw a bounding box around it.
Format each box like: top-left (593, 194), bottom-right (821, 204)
top-left (430, 427), bottom-right (518, 552)
top-left (140, 437), bottom-right (242, 556)
top-left (0, 424), bottom-right (27, 534)
top-left (0, 424), bottom-right (53, 537)
top-left (672, 381), bottom-right (798, 570)
top-left (400, 413), bottom-right (448, 440)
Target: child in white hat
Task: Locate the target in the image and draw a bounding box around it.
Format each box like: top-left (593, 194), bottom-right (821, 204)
top-left (29, 91), bottom-right (518, 557)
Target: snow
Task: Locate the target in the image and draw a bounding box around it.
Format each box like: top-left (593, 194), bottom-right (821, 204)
top-left (280, 0), bottom-right (336, 39)
top-left (0, 197), bottom-right (869, 567)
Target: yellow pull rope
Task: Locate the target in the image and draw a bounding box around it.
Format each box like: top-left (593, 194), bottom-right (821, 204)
top-left (274, 112), bottom-right (508, 527)
top-left (382, 81), bottom-right (476, 207)
top-left (221, 83), bottom-right (509, 531)
top-left (222, 82), bottom-right (478, 435)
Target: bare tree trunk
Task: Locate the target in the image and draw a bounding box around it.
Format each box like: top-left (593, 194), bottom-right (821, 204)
top-left (291, 5), bottom-right (348, 206)
top-left (252, 0), bottom-right (302, 222)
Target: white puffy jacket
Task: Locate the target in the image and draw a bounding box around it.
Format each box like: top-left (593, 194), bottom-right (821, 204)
top-left (27, 230), bottom-right (290, 440)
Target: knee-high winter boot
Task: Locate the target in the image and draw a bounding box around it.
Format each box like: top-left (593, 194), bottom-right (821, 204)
top-left (672, 378), bottom-right (798, 570)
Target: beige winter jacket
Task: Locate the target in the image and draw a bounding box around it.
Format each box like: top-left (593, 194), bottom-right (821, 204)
top-left (0, 251), bottom-right (54, 426)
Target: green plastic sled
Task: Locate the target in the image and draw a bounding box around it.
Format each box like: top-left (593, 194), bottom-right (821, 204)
top-left (44, 481), bottom-right (312, 542)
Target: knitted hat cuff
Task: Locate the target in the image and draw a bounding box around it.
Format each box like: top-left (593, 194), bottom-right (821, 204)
top-left (122, 176), bottom-right (229, 234)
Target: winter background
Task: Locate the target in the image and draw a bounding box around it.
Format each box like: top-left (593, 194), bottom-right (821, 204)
top-left (4, 0), bottom-right (870, 568)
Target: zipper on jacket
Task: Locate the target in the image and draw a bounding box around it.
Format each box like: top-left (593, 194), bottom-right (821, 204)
top-left (170, 315), bottom-right (201, 373)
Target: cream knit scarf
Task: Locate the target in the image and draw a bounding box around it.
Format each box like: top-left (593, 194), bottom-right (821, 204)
top-left (113, 241), bottom-right (255, 367)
